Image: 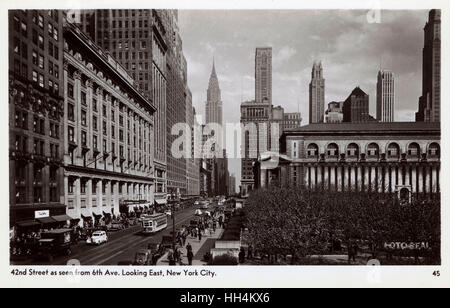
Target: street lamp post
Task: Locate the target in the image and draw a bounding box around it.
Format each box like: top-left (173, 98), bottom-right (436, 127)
top-left (171, 194), bottom-right (176, 251)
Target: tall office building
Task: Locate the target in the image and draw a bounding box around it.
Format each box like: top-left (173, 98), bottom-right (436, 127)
top-left (241, 48), bottom-right (274, 196)
top-left (78, 9), bottom-right (191, 199)
top-left (165, 11), bottom-right (188, 197)
top-left (416, 9), bottom-right (441, 123)
top-left (78, 9), bottom-right (168, 204)
top-left (63, 22), bottom-right (156, 222)
top-left (309, 61), bottom-right (325, 124)
top-left (186, 92), bottom-right (200, 196)
top-left (255, 47), bottom-right (272, 105)
top-left (377, 70), bottom-right (395, 122)
top-left (205, 59), bottom-right (222, 126)
top-left (343, 87), bottom-right (376, 123)
top-left (9, 10), bottom-right (66, 226)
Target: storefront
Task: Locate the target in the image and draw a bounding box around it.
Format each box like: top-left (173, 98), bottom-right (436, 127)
top-left (10, 205), bottom-right (74, 240)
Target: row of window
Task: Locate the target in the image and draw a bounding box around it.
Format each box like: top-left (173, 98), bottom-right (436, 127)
top-left (15, 109), bottom-right (60, 137)
top-left (68, 179), bottom-right (151, 195)
top-left (98, 30), bottom-right (149, 41)
top-left (296, 142), bottom-right (441, 158)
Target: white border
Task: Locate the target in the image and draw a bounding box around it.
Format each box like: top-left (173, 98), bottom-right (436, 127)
top-left (1, 0), bottom-right (449, 288)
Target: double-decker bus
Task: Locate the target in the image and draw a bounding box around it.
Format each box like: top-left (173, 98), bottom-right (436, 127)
top-left (141, 213), bottom-right (168, 235)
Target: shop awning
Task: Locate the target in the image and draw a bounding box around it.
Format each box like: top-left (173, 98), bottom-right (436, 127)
top-left (16, 220), bottom-right (40, 228)
top-left (81, 214), bottom-right (92, 220)
top-left (36, 217), bottom-right (57, 224)
top-left (93, 212), bottom-right (102, 219)
top-left (52, 214), bottom-right (74, 222)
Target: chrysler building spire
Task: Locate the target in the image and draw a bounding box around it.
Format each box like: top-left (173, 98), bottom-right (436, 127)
top-left (206, 57), bottom-right (222, 125)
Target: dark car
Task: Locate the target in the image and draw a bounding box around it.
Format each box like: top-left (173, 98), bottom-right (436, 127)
top-left (134, 249), bottom-right (153, 265)
top-left (35, 229), bottom-right (72, 261)
top-left (148, 242), bottom-right (164, 262)
top-left (108, 222), bottom-right (124, 231)
top-left (160, 236), bottom-right (173, 250)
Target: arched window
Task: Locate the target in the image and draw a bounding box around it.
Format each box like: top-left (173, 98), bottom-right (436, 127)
top-left (428, 143), bottom-right (440, 158)
top-left (407, 142), bottom-right (421, 158)
top-left (387, 143), bottom-right (400, 158)
top-left (306, 143), bottom-right (319, 158)
top-left (346, 143), bottom-right (359, 157)
top-left (367, 143), bottom-right (379, 158)
top-left (326, 143), bottom-right (339, 157)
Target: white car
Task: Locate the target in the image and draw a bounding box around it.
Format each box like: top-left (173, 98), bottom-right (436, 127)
top-left (195, 209), bottom-right (203, 216)
top-left (165, 210), bottom-right (172, 216)
top-left (87, 231), bottom-right (108, 245)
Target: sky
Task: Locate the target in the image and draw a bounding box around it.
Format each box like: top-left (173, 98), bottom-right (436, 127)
top-left (178, 9), bottom-right (429, 190)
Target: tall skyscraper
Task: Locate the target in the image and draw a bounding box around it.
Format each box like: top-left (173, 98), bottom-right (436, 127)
top-left (416, 9), bottom-right (441, 123)
top-left (309, 61), bottom-right (325, 123)
top-left (376, 70), bottom-right (395, 122)
top-left (78, 9), bottom-right (169, 203)
top-left (255, 47), bottom-right (272, 105)
top-left (205, 59), bottom-right (222, 126)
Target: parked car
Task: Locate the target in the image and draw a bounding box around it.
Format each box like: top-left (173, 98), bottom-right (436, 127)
top-left (87, 231), bottom-right (108, 245)
top-left (195, 209), bottom-right (203, 216)
top-left (165, 210), bottom-right (172, 216)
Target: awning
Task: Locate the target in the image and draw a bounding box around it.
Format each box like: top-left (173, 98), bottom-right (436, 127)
top-left (52, 214), bottom-right (74, 222)
top-left (36, 217), bottom-right (57, 224)
top-left (93, 213), bottom-right (102, 219)
top-left (16, 220), bottom-right (40, 228)
top-left (81, 214), bottom-right (92, 220)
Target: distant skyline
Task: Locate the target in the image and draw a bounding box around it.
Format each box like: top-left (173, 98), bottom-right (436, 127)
top-left (178, 9), bottom-right (429, 189)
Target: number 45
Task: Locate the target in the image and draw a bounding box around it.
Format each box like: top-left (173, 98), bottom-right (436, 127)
top-left (433, 271), bottom-right (440, 277)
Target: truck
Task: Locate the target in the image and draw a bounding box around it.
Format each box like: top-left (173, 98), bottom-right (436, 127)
top-left (35, 228), bottom-right (73, 261)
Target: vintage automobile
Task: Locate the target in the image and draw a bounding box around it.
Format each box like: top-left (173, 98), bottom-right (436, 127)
top-left (108, 222), bottom-right (124, 231)
top-left (87, 231), bottom-right (108, 245)
top-left (35, 228), bottom-right (73, 261)
top-left (133, 249), bottom-right (153, 265)
top-left (160, 235), bottom-right (174, 250)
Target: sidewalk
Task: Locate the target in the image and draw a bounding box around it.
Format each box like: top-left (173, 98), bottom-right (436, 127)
top-left (157, 227), bottom-right (224, 265)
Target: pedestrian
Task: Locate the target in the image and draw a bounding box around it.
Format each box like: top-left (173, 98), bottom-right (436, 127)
top-left (248, 245), bottom-right (253, 260)
top-left (187, 249), bottom-right (194, 265)
top-left (352, 241), bottom-right (358, 262)
top-left (347, 240), bottom-right (355, 263)
top-left (239, 247), bottom-right (246, 264)
top-left (198, 230), bottom-right (202, 242)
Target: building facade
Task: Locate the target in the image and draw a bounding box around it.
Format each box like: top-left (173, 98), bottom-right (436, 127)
top-left (240, 100), bottom-right (272, 196)
top-left (325, 101), bottom-right (344, 123)
top-left (165, 11), bottom-right (188, 198)
top-left (416, 9), bottom-right (441, 123)
top-left (186, 93), bottom-right (200, 196)
top-left (63, 22), bottom-right (156, 224)
top-left (258, 122), bottom-right (440, 197)
top-left (9, 10), bottom-right (66, 226)
top-left (376, 70), bottom-right (395, 122)
top-left (342, 87), bottom-right (375, 123)
top-left (77, 9), bottom-right (168, 204)
top-left (255, 47), bottom-right (272, 105)
top-left (228, 174), bottom-right (236, 196)
top-left (309, 61), bottom-right (325, 124)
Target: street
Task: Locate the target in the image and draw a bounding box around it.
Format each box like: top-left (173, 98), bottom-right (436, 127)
top-left (16, 205), bottom-right (204, 266)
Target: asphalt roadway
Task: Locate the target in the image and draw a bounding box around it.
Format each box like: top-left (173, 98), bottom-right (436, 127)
top-left (24, 205), bottom-right (201, 266)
